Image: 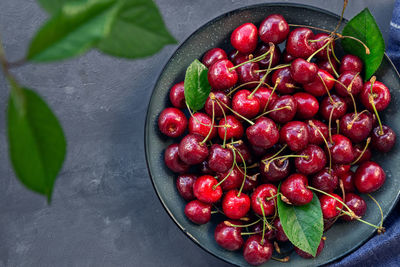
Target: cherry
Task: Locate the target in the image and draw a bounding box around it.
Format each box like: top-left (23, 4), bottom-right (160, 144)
top-left (218, 115), bottom-right (244, 140)
top-left (295, 145), bottom-right (327, 175)
top-left (243, 235), bottom-right (273, 266)
top-left (294, 92), bottom-right (319, 119)
top-left (214, 220), bottom-right (244, 251)
top-left (341, 193), bottom-right (367, 221)
top-left (314, 32), bottom-right (334, 59)
top-left (178, 134), bottom-right (209, 165)
top-left (318, 59), bottom-right (338, 76)
top-left (353, 142), bottom-right (372, 164)
top-left (271, 67), bottom-right (298, 94)
top-left (303, 69), bottom-right (334, 97)
top-left (280, 121), bottom-right (309, 152)
top-left (320, 94), bottom-right (348, 121)
top-left (306, 120), bottom-right (329, 146)
top-left (290, 58), bottom-right (318, 84)
top-left (281, 173), bottom-right (313, 205)
top-left (246, 117), bottom-right (279, 149)
top-left (176, 174), bottom-right (197, 201)
top-left (231, 23), bottom-right (258, 54)
top-left (339, 54), bottom-right (363, 74)
top-left (158, 107), bottom-right (187, 138)
top-left (339, 171), bottom-right (356, 193)
top-left (184, 200), bottom-right (212, 224)
top-left (205, 92), bottom-right (231, 118)
top-left (339, 112), bottom-right (372, 143)
top-left (188, 112), bottom-right (217, 140)
top-left (250, 144), bottom-right (268, 158)
top-left (230, 52), bottom-right (250, 65)
top-left (164, 144), bottom-right (190, 173)
top-left (169, 82), bottom-right (186, 109)
top-left (273, 218), bottom-right (288, 242)
top-left (222, 190), bottom-right (251, 219)
top-left (199, 160), bottom-right (215, 176)
top-left (282, 49), bottom-right (295, 63)
top-left (260, 154), bottom-right (290, 182)
top-left (268, 95), bottom-right (297, 123)
top-left (255, 44), bottom-right (281, 68)
top-left (236, 62), bottom-right (260, 87)
top-left (295, 239), bottom-right (325, 258)
top-left (232, 90), bottom-right (261, 118)
top-left (354, 161), bottom-right (386, 193)
top-left (251, 222), bottom-right (276, 240)
top-left (233, 142), bottom-right (253, 164)
top-left (207, 144), bottom-right (234, 173)
top-left (360, 81), bottom-right (391, 112)
top-left (202, 48), bottom-right (227, 68)
top-left (217, 165), bottom-right (244, 191)
top-left (286, 27), bottom-right (316, 58)
top-left (208, 59), bottom-right (238, 90)
top-left (319, 193), bottom-right (343, 219)
top-left (243, 173), bottom-right (259, 192)
top-left (251, 184), bottom-right (278, 216)
top-left (332, 164), bottom-right (351, 177)
top-left (193, 175), bottom-right (222, 203)
top-left (335, 71), bottom-right (363, 97)
top-left (254, 87), bottom-right (278, 112)
top-left (328, 134), bottom-right (355, 164)
top-left (311, 168), bottom-right (338, 193)
top-left (259, 14), bottom-right (289, 44)
top-left (371, 125), bottom-right (396, 153)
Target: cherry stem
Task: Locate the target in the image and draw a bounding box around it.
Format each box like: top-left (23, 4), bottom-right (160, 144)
top-left (247, 162), bottom-right (259, 169)
top-left (200, 101), bottom-right (215, 144)
top-left (211, 210), bottom-right (219, 214)
top-left (308, 186), bottom-right (356, 216)
top-left (266, 144), bottom-right (287, 161)
top-left (255, 63), bottom-right (291, 73)
top-left (271, 256), bottom-right (290, 263)
top-left (265, 193), bottom-right (281, 201)
top-left (215, 98), bottom-right (255, 125)
top-left (263, 77), bottom-right (280, 113)
top-left (368, 76), bottom-right (384, 135)
top-left (309, 121), bottom-right (332, 172)
top-left (340, 35), bottom-right (370, 54)
top-left (224, 218), bottom-right (261, 228)
top-left (254, 105), bottom-right (291, 120)
top-left (328, 105), bottom-right (335, 144)
top-left (228, 49), bottom-right (271, 71)
top-left (330, 42), bottom-right (341, 63)
top-left (318, 73), bottom-right (333, 103)
top-left (332, 0), bottom-right (348, 34)
top-left (241, 231), bottom-right (262, 236)
top-left (227, 81), bottom-right (272, 97)
top-left (213, 148), bottom-right (236, 189)
top-left (232, 145), bottom-right (247, 197)
top-left (258, 197), bottom-right (267, 245)
top-left (328, 77), bottom-right (358, 115)
top-left (336, 119), bottom-right (340, 134)
top-left (185, 101), bottom-right (225, 128)
top-left (336, 207), bottom-right (384, 231)
top-left (326, 45), bottom-right (340, 78)
top-left (307, 38), bottom-right (333, 62)
top-left (214, 98), bottom-right (229, 148)
top-left (367, 194), bottom-right (384, 232)
top-left (288, 24), bottom-right (338, 35)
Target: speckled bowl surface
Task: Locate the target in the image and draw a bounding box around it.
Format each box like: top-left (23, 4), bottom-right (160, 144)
top-left (145, 3), bottom-right (400, 266)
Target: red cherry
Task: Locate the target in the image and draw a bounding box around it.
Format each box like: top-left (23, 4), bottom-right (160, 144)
top-left (217, 165), bottom-right (244, 191)
top-left (251, 184), bottom-right (278, 216)
top-left (199, 160), bottom-right (215, 176)
top-left (318, 59), bottom-right (338, 76)
top-left (341, 193), bottom-right (367, 221)
top-left (339, 54), bottom-right (363, 73)
top-left (233, 142), bottom-right (253, 164)
top-left (236, 62), bottom-right (260, 87)
top-left (353, 142), bottom-right (372, 163)
top-left (260, 154), bottom-right (290, 182)
top-left (339, 171), bottom-right (356, 193)
top-left (251, 222), bottom-right (276, 240)
top-left (243, 173), bottom-right (259, 192)
top-left (214, 220), bottom-right (244, 251)
top-left (231, 23), bottom-right (258, 54)
top-left (282, 49), bottom-right (295, 63)
top-left (164, 144), bottom-right (190, 173)
top-left (184, 200), bottom-right (211, 224)
top-left (319, 193), bottom-right (343, 219)
top-left (335, 71), bottom-right (363, 96)
top-left (268, 95), bottom-right (297, 124)
top-left (232, 90), bottom-right (261, 119)
top-left (371, 125), bottom-right (396, 153)
top-left (274, 218), bottom-right (288, 242)
top-left (176, 174), bottom-right (197, 201)
top-left (243, 235), bottom-right (273, 266)
top-left (188, 112), bottom-right (217, 141)
top-left (178, 134), bottom-right (209, 165)
top-left (271, 67), bottom-right (298, 94)
top-left (303, 69), bottom-right (334, 97)
top-left (222, 190), bottom-right (251, 219)
top-left (246, 117), bottom-right (279, 149)
top-left (255, 44), bottom-right (281, 68)
top-left (207, 144), bottom-right (234, 173)
top-left (328, 134), bottom-right (355, 164)
top-left (306, 120), bottom-right (329, 146)
top-left (218, 115), bottom-right (244, 140)
top-left (286, 27), bottom-right (316, 58)
top-left (290, 58), bottom-right (318, 84)
top-left (320, 94), bottom-right (348, 121)
top-left (311, 168), bottom-right (338, 193)
top-left (259, 14), bottom-right (289, 44)
top-left (360, 81), bottom-right (391, 112)
top-left (280, 121), bottom-right (309, 152)
top-left (295, 145), bottom-right (327, 175)
top-left (208, 59), bottom-right (238, 90)
top-left (158, 107), bottom-right (188, 138)
top-left (202, 48), bottom-right (227, 68)
top-left (295, 239), bottom-right (325, 258)
top-left (339, 112), bottom-right (372, 143)
top-left (332, 164), bottom-right (351, 177)
top-left (281, 173), bottom-right (313, 205)
top-left (205, 92), bottom-right (231, 118)
top-left (354, 161), bottom-right (386, 193)
top-left (294, 92), bottom-right (319, 119)
top-left (193, 175), bottom-right (222, 203)
top-left (254, 87), bottom-right (278, 112)
top-left (169, 82), bottom-right (185, 109)
top-left (314, 32), bottom-right (334, 59)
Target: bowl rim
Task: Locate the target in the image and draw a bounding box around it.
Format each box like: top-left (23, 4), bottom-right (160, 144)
top-left (144, 2), bottom-right (400, 266)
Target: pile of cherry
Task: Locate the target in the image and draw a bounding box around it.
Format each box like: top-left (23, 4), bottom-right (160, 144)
top-left (158, 13), bottom-right (396, 266)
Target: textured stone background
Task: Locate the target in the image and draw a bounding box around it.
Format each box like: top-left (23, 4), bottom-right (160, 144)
top-left (0, 0), bottom-right (394, 266)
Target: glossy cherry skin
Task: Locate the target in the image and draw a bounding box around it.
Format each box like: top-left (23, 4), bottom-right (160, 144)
top-left (205, 92), bottom-right (231, 118)
top-left (218, 115), bottom-right (244, 140)
top-left (214, 220), bottom-right (244, 251)
top-left (319, 193), bottom-right (343, 219)
top-left (169, 82), bottom-right (185, 109)
top-left (158, 107), bottom-right (187, 138)
top-left (217, 165), bottom-right (244, 191)
top-left (371, 125), bottom-right (396, 153)
top-left (339, 112), bottom-right (372, 143)
top-left (290, 58), bottom-right (318, 84)
top-left (231, 23), bottom-right (258, 53)
top-left (311, 168), bottom-right (338, 193)
top-left (208, 59), bottom-right (238, 90)
top-left (246, 117), bottom-right (279, 149)
top-left (294, 92), bottom-right (319, 119)
top-left (271, 67), bottom-right (298, 94)
top-left (207, 144), bottom-right (233, 173)
top-left (237, 62), bottom-right (260, 87)
top-left (353, 143), bottom-right (372, 164)
top-left (268, 95), bottom-right (297, 124)
top-left (314, 32), bottom-right (334, 59)
top-left (176, 174), bottom-right (197, 201)
top-left (339, 54), bottom-right (363, 74)
top-left (184, 200), bottom-right (212, 224)
top-left (295, 239), bottom-right (325, 258)
top-left (333, 164), bottom-right (351, 177)
top-left (295, 145), bottom-right (327, 175)
top-left (303, 69), bottom-right (335, 97)
top-left (259, 14), bottom-right (289, 44)
top-left (223, 190), bottom-right (251, 219)
top-left (354, 161), bottom-right (386, 193)
top-left (255, 44), bottom-right (281, 68)
top-left (188, 112), bottom-right (217, 141)
top-left (281, 173), bottom-right (313, 205)
top-left (254, 87), bottom-right (278, 112)
top-left (286, 27), bottom-right (316, 58)
top-left (251, 222), bottom-right (276, 240)
top-left (260, 154), bottom-right (290, 182)
top-left (360, 81), bottom-right (391, 111)
top-left (178, 134), bottom-right (209, 165)
top-left (233, 142), bottom-right (253, 164)
top-left (341, 193), bottom-right (367, 221)
top-left (232, 90), bottom-right (261, 119)
top-left (193, 175), bottom-right (222, 203)
top-left (339, 171), bottom-right (356, 193)
top-left (199, 160), bottom-right (215, 176)
top-left (320, 94), bottom-right (348, 121)
top-left (318, 59), bottom-right (338, 76)
top-left (243, 235), bottom-right (273, 266)
top-left (280, 121), bottom-right (309, 152)
top-left (335, 71), bottom-right (363, 97)
top-left (273, 218), bottom-right (288, 242)
top-left (164, 144), bottom-right (190, 173)
top-left (306, 120), bottom-right (329, 146)
top-left (243, 173), bottom-right (259, 192)
top-left (328, 134), bottom-right (355, 164)
top-left (202, 48), bottom-right (227, 68)
top-left (251, 184), bottom-right (278, 216)
top-left (282, 49), bottom-right (295, 63)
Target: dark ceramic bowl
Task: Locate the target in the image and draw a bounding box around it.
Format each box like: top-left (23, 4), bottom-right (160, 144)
top-left (145, 3), bottom-right (400, 266)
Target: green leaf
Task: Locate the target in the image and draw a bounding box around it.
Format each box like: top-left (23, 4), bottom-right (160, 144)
top-left (277, 186), bottom-right (323, 257)
top-left (341, 8), bottom-right (385, 80)
top-left (28, 0), bottom-right (119, 62)
top-left (36, 0), bottom-right (68, 14)
top-left (184, 59), bottom-right (211, 112)
top-left (7, 83), bottom-right (66, 202)
top-left (97, 0), bottom-right (176, 58)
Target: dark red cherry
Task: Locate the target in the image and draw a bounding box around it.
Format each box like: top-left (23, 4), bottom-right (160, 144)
top-left (208, 59), bottom-right (238, 90)
top-left (178, 134), bottom-right (209, 165)
top-left (222, 190), bottom-right (251, 219)
top-left (354, 161), bottom-right (386, 193)
top-left (199, 160), bottom-right (215, 176)
top-left (281, 173), bottom-right (313, 205)
top-left (243, 235), bottom-right (273, 266)
top-left (188, 112), bottom-right (217, 141)
top-left (339, 171), bottom-right (356, 193)
top-left (233, 142), bottom-right (253, 164)
top-left (268, 95), bottom-right (297, 124)
top-left (251, 222), bottom-right (276, 240)
top-left (290, 58), bottom-right (318, 84)
top-left (218, 115), bottom-right (244, 140)
top-left (207, 144), bottom-right (233, 173)
top-left (339, 112), bottom-right (372, 143)
top-left (282, 49), bottom-right (295, 63)
top-left (205, 92), bottom-right (231, 118)
top-left (259, 14), bottom-right (289, 44)
top-left (280, 121), bottom-right (309, 152)
top-left (260, 154), bottom-right (290, 182)
top-left (335, 71), bottom-right (363, 97)
top-left (246, 117), bottom-right (279, 149)
top-left (217, 165), bottom-right (244, 191)
top-left (176, 174), bottom-right (197, 201)
top-left (295, 239), bottom-right (325, 258)
top-left (250, 144), bottom-right (268, 158)
top-left (311, 168), bottom-right (338, 193)
top-left (339, 54), bottom-right (363, 74)
top-left (303, 69), bottom-right (334, 97)
top-left (202, 48), bottom-right (227, 68)
top-left (353, 142), bottom-right (372, 164)
top-left (371, 125), bottom-right (396, 153)
top-left (214, 220), bottom-right (244, 251)
top-left (274, 218), bottom-right (288, 242)
top-left (306, 120), bottom-right (329, 146)
top-left (158, 107), bottom-right (187, 138)
top-left (294, 92), bottom-right (319, 119)
top-left (360, 81), bottom-right (391, 111)
top-left (164, 144), bottom-right (190, 173)
top-left (319, 193), bottom-right (343, 219)
top-left (254, 87), bottom-right (278, 112)
top-left (193, 175), bottom-right (222, 203)
top-left (332, 164), bottom-right (351, 177)
top-left (320, 94), bottom-right (348, 121)
top-left (295, 145), bottom-right (327, 175)
top-left (328, 134), bottom-right (355, 164)
top-left (231, 52), bottom-right (251, 65)
top-left (184, 200), bottom-right (211, 224)
top-left (271, 67), bottom-right (298, 94)
top-left (341, 193), bottom-right (367, 221)
top-left (169, 82), bottom-right (185, 109)
top-left (255, 44), bottom-right (281, 68)
top-left (236, 62), bottom-right (260, 87)
top-left (286, 27), bottom-right (316, 58)
top-left (231, 23), bottom-right (258, 54)
top-left (232, 90), bottom-right (261, 119)
top-left (243, 173), bottom-right (259, 192)
top-left (318, 59), bottom-right (338, 76)
top-left (251, 184), bottom-right (278, 216)
top-left (314, 32), bottom-right (334, 59)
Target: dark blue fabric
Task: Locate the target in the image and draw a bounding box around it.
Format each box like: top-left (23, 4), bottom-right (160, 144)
top-left (330, 3), bottom-right (400, 266)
